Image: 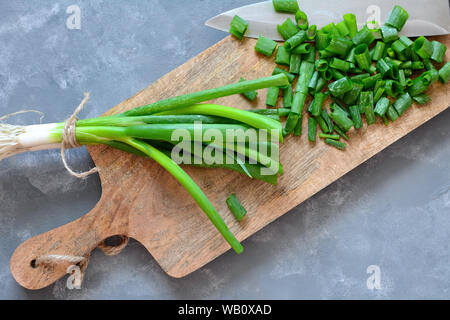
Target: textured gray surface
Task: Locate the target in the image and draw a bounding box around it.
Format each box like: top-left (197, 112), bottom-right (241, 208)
top-left (0, 0), bottom-right (449, 300)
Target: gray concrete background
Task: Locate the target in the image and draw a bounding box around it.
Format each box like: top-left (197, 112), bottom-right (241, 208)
top-left (0, 0), bottom-right (449, 300)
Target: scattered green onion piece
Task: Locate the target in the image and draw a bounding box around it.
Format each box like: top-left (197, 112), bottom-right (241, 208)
top-left (376, 58), bottom-right (391, 76)
top-left (350, 73), bottom-right (370, 83)
top-left (329, 76), bottom-right (353, 97)
top-left (291, 43), bottom-right (311, 55)
top-left (319, 49), bottom-right (335, 59)
top-left (408, 73), bottom-right (432, 96)
top-left (310, 92), bottom-right (327, 116)
top-left (386, 47), bottom-right (395, 58)
top-left (398, 69), bottom-right (407, 88)
top-left (349, 105), bottom-right (363, 129)
top-left (430, 41), bottom-right (447, 63)
top-left (316, 115), bottom-right (330, 133)
top-left (385, 5), bottom-right (409, 31)
top-left (266, 87), bottom-right (280, 107)
top-left (382, 115), bottom-right (389, 126)
top-left (384, 79), bottom-right (402, 98)
top-left (321, 108), bottom-right (334, 133)
top-left (319, 133), bottom-right (340, 140)
top-left (372, 42), bottom-right (386, 61)
top-left (302, 46), bottom-right (316, 63)
top-left (308, 117), bottom-right (317, 142)
top-left (400, 61), bottom-right (412, 69)
top-left (373, 87), bottom-right (385, 103)
top-left (354, 44), bottom-right (372, 72)
top-left (393, 92), bottom-right (412, 115)
top-left (343, 13), bottom-right (358, 38)
top-left (345, 47), bottom-right (356, 63)
top-left (308, 71), bottom-right (320, 94)
top-left (343, 82), bottom-right (363, 105)
top-left (362, 73), bottom-right (382, 90)
top-left (374, 97), bottom-right (390, 117)
top-left (315, 59), bottom-right (329, 72)
top-left (283, 85), bottom-right (293, 108)
top-left (275, 46), bottom-right (291, 66)
top-left (255, 36), bottom-right (278, 56)
top-left (414, 36), bottom-right (433, 60)
top-left (273, 67), bottom-right (296, 83)
top-left (424, 60), bottom-right (435, 71)
top-left (392, 39), bottom-right (408, 55)
top-left (285, 31), bottom-right (307, 51)
top-left (283, 112), bottom-right (300, 136)
top-left (289, 53), bottom-right (302, 74)
top-left (399, 35), bottom-right (414, 48)
top-left (412, 61), bottom-right (425, 70)
top-left (380, 25), bottom-right (399, 42)
top-left (325, 138), bottom-right (346, 150)
top-left (352, 26), bottom-right (375, 46)
top-left (326, 37), bottom-right (353, 57)
top-left (229, 15), bottom-right (248, 40)
top-left (272, 0), bottom-right (299, 13)
top-left (277, 18), bottom-right (300, 40)
top-left (322, 22), bottom-right (341, 37)
top-left (330, 68), bottom-right (345, 81)
top-left (438, 62), bottom-right (450, 84)
top-left (293, 115), bottom-right (303, 136)
top-left (295, 10), bottom-right (309, 30)
top-left (320, 69), bottom-right (333, 81)
top-left (307, 25), bottom-right (317, 40)
top-left (239, 78), bottom-right (258, 101)
top-left (315, 77), bottom-right (327, 93)
top-left (315, 31), bottom-right (331, 50)
top-left (329, 103), bottom-right (354, 132)
top-left (412, 93), bottom-right (431, 105)
top-left (226, 194), bottom-right (247, 222)
top-left (386, 105), bottom-right (399, 121)
top-left (330, 57), bottom-right (352, 72)
top-left (336, 20), bottom-right (350, 37)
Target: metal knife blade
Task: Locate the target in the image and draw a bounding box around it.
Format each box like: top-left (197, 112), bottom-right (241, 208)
top-left (205, 0), bottom-right (450, 40)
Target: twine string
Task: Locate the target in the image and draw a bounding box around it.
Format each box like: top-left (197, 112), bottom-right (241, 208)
top-left (61, 92), bottom-right (99, 178)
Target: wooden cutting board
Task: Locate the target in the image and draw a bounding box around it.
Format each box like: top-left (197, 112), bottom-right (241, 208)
top-left (10, 35), bottom-right (449, 290)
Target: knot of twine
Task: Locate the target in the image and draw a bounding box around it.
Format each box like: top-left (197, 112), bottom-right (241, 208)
top-left (61, 92), bottom-right (99, 179)
top-left (34, 235), bottom-right (129, 287)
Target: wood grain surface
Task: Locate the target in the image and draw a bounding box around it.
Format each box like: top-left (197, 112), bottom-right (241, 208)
top-left (10, 35), bottom-right (449, 290)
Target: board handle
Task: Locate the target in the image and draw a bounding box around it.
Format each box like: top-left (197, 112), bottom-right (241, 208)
top-left (10, 202), bottom-right (128, 290)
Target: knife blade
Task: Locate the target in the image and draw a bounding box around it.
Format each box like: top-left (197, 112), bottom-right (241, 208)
top-left (206, 0), bottom-right (450, 41)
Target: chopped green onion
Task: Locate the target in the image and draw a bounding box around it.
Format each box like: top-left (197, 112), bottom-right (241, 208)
top-left (431, 41), bottom-right (447, 63)
top-left (336, 20), bottom-right (350, 37)
top-left (330, 57), bottom-right (352, 72)
top-left (308, 71), bottom-right (320, 93)
top-left (283, 85), bottom-right (293, 108)
top-left (412, 93), bottom-right (431, 105)
top-left (307, 25), bottom-right (317, 40)
top-left (384, 79), bottom-right (403, 98)
top-left (329, 103), bottom-right (354, 132)
top-left (414, 36), bottom-right (433, 60)
top-left (412, 61), bottom-right (425, 70)
top-left (315, 31), bottom-right (331, 51)
top-left (302, 46), bottom-right (316, 63)
top-left (325, 138), bottom-right (346, 150)
top-left (239, 78), bottom-right (258, 101)
top-left (275, 45), bottom-right (291, 66)
top-left (372, 42), bottom-right (386, 61)
top-left (319, 133), bottom-right (340, 140)
top-left (360, 91), bottom-right (376, 125)
top-left (352, 26), bottom-right (375, 46)
top-left (229, 15), bottom-right (248, 40)
top-left (343, 13), bottom-right (358, 38)
top-left (400, 61), bottom-right (412, 69)
top-left (255, 36), bottom-right (278, 56)
top-left (399, 35), bottom-right (414, 48)
top-left (374, 97), bottom-right (390, 117)
top-left (310, 92), bottom-right (327, 116)
top-left (329, 77), bottom-right (353, 97)
top-left (315, 77), bottom-right (327, 92)
top-left (277, 18), bottom-right (300, 40)
top-left (354, 44), bottom-right (372, 72)
top-left (392, 39), bottom-right (408, 55)
top-left (291, 43), bottom-right (311, 55)
top-left (385, 5), bottom-right (409, 31)
top-left (316, 115), bottom-right (330, 133)
top-left (322, 22), bottom-right (341, 37)
top-left (349, 105), bottom-right (363, 129)
top-left (266, 87), bottom-right (280, 107)
top-left (293, 115), bottom-right (303, 136)
top-left (408, 72), bottom-right (432, 96)
top-left (295, 10), bottom-right (309, 30)
top-left (393, 92), bottom-right (412, 116)
top-left (362, 73), bottom-right (382, 90)
top-left (350, 73), bottom-right (370, 83)
top-left (315, 59), bottom-right (329, 72)
top-left (380, 25), bottom-right (399, 42)
top-left (438, 62), bottom-right (450, 84)
top-left (285, 30), bottom-right (307, 51)
top-left (289, 53), bottom-right (302, 74)
top-left (374, 87), bottom-right (385, 103)
top-left (226, 194), bottom-right (247, 222)
top-left (386, 105), bottom-right (399, 121)
top-left (343, 82), bottom-right (363, 105)
top-left (308, 117), bottom-right (317, 142)
top-left (272, 0), bottom-right (299, 13)
top-left (326, 37), bottom-right (353, 57)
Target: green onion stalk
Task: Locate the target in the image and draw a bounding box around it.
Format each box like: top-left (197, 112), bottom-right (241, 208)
top-left (0, 75), bottom-right (290, 254)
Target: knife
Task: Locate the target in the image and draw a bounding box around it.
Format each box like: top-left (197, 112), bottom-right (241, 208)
top-left (206, 0), bottom-right (450, 41)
